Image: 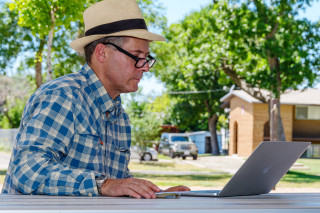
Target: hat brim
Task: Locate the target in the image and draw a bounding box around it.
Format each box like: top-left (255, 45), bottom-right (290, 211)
top-left (70, 29), bottom-right (166, 53)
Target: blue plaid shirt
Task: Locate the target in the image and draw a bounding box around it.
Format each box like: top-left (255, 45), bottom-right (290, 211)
top-left (2, 64), bottom-right (133, 196)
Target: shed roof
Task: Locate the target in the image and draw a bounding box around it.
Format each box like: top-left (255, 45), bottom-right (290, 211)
top-left (220, 88), bottom-right (320, 108)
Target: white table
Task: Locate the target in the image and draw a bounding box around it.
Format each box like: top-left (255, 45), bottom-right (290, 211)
top-left (1, 193), bottom-right (320, 212)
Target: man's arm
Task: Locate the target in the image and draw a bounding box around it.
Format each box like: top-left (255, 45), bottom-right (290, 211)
top-left (10, 91), bottom-right (100, 196)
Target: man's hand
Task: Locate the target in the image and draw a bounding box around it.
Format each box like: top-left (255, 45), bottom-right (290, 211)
top-left (100, 178), bottom-right (161, 199)
top-left (164, 185), bottom-right (191, 192)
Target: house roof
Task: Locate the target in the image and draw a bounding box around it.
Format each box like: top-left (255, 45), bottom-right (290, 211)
top-left (186, 131), bottom-right (211, 136)
top-left (220, 88), bottom-right (320, 108)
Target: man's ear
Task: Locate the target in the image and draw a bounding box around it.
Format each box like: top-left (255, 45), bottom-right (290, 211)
top-left (94, 43), bottom-right (107, 63)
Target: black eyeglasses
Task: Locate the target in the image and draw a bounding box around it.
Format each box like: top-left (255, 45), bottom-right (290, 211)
top-left (101, 42), bottom-right (156, 68)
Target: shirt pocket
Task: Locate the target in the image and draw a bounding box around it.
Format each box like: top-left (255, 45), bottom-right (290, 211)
top-left (107, 143), bottom-right (131, 179)
top-left (70, 119), bottom-right (103, 172)
top-left (113, 120), bottom-right (131, 149)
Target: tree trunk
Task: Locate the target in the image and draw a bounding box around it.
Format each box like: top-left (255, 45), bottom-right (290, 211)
top-left (35, 39), bottom-right (46, 88)
top-left (208, 114), bottom-right (220, 155)
top-left (46, 9), bottom-right (56, 82)
top-left (204, 100), bottom-right (220, 155)
top-left (269, 98), bottom-right (286, 141)
top-left (268, 54), bottom-right (286, 142)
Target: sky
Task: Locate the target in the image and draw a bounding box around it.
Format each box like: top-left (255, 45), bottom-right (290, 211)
top-left (139, 0), bottom-right (320, 97)
top-left (140, 0), bottom-right (213, 96)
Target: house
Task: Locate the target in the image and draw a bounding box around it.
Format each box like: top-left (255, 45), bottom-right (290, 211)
top-left (220, 88), bottom-right (320, 158)
top-left (186, 130), bottom-right (228, 155)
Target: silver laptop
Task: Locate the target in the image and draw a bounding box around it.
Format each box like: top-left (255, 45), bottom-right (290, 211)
top-left (156, 141), bottom-right (310, 198)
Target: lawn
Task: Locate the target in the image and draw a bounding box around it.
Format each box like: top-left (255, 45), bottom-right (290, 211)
top-left (0, 170), bottom-right (6, 185)
top-left (0, 156), bottom-right (319, 191)
top-left (128, 158), bottom-right (320, 189)
top-left (277, 158), bottom-right (320, 188)
top-left (128, 159), bottom-right (221, 172)
top-left (128, 158), bottom-right (231, 189)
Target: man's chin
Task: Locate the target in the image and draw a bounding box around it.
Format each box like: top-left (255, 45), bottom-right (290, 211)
top-left (122, 86), bottom-right (139, 94)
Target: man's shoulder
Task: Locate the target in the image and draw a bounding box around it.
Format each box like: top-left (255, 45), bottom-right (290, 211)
top-left (37, 71), bottom-right (87, 97)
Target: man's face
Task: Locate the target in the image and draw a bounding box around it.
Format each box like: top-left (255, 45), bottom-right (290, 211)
top-left (101, 37), bottom-right (150, 99)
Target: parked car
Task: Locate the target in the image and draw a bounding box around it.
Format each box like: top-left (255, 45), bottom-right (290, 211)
top-left (130, 146), bottom-right (158, 161)
top-left (159, 133), bottom-right (198, 160)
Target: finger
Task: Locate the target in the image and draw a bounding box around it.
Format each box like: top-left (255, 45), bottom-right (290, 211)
top-left (129, 182), bottom-right (155, 199)
top-left (176, 185), bottom-right (191, 191)
top-left (164, 185), bottom-right (191, 192)
top-left (130, 178), bottom-right (160, 196)
top-left (124, 187), bottom-right (142, 199)
top-left (142, 179), bottom-right (161, 192)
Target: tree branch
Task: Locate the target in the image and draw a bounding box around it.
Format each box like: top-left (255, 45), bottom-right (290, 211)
top-left (204, 99), bottom-right (212, 114)
top-left (221, 61), bottom-right (268, 103)
top-left (265, 10), bottom-right (284, 40)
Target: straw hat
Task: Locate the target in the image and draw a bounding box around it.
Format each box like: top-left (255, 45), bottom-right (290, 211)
top-left (70, 0), bottom-right (166, 53)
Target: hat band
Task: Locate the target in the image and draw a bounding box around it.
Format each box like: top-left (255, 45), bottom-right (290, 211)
top-left (85, 18), bottom-right (147, 36)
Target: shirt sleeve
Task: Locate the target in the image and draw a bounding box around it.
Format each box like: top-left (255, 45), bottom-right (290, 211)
top-left (10, 90), bottom-right (100, 196)
top-left (124, 167), bottom-right (133, 178)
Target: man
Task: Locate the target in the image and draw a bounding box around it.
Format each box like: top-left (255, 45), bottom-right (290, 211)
top-left (2, 0), bottom-right (189, 198)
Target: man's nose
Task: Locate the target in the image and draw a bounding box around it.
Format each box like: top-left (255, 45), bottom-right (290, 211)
top-left (140, 63), bottom-right (150, 72)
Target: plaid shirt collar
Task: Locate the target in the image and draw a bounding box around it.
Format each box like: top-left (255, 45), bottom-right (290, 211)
top-left (83, 64), bottom-right (122, 121)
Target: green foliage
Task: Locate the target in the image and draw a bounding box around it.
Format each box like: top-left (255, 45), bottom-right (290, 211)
top-left (136, 0), bottom-right (167, 31)
top-left (0, 2), bottom-right (32, 74)
top-left (186, 0), bottom-right (320, 97)
top-left (151, 2), bottom-right (233, 132)
top-left (0, 75), bottom-right (32, 129)
top-left (146, 94), bottom-right (175, 126)
top-left (0, 98), bottom-right (26, 129)
top-left (2, 0), bottom-right (167, 82)
top-left (125, 91), bottom-right (162, 148)
top-left (51, 24), bottom-right (86, 78)
top-left (9, 0), bottom-right (86, 39)
top-left (130, 112), bottom-right (162, 147)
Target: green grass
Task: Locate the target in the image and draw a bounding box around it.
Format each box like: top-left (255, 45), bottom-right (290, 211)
top-left (198, 154), bottom-right (213, 157)
top-left (129, 158), bottom-right (320, 189)
top-left (132, 173), bottom-right (231, 188)
top-left (128, 160), bottom-right (220, 172)
top-left (0, 170), bottom-right (6, 184)
top-left (1, 155), bottom-right (320, 190)
top-left (277, 158), bottom-right (320, 188)
top-left (295, 158), bottom-right (320, 174)
top-left (157, 154), bottom-right (173, 160)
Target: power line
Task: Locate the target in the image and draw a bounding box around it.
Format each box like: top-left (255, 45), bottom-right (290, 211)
top-left (168, 88), bottom-right (227, 95)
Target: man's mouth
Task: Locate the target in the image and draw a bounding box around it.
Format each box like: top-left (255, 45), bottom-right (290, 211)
top-left (133, 76), bottom-right (142, 82)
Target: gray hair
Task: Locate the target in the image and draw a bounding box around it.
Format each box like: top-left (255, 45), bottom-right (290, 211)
top-left (84, 36), bottom-right (128, 64)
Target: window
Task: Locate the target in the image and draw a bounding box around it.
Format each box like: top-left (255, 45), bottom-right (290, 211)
top-left (296, 106), bottom-right (308, 119)
top-left (308, 106), bottom-right (320, 120)
top-left (171, 136), bottom-right (189, 142)
top-left (296, 105), bottom-right (320, 120)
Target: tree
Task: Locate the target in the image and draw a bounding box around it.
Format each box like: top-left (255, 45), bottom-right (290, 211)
top-left (6, 0), bottom-right (167, 87)
top-left (125, 91), bottom-right (162, 148)
top-left (151, 8), bottom-right (233, 155)
top-left (0, 76), bottom-right (31, 128)
top-left (10, 0), bottom-right (87, 85)
top-left (137, 0), bottom-right (167, 32)
top-left (0, 2), bottom-right (31, 75)
top-left (179, 0), bottom-right (320, 141)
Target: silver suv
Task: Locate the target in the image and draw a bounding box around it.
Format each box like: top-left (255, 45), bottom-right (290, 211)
top-left (159, 133), bottom-right (198, 160)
